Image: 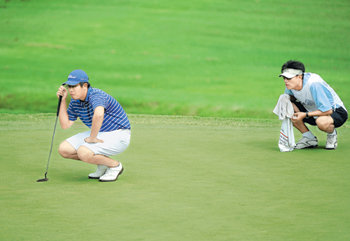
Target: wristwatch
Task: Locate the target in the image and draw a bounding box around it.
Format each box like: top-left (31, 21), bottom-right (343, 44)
top-left (305, 112), bottom-right (309, 118)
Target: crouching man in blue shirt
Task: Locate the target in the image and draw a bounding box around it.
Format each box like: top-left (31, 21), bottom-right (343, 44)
top-left (280, 60), bottom-right (348, 150)
top-left (57, 70), bottom-right (131, 182)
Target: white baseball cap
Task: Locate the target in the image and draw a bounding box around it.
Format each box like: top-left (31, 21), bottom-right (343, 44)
top-left (279, 68), bottom-right (303, 79)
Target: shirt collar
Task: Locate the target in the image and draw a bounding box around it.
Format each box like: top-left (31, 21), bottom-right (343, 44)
top-left (85, 87), bottom-right (92, 101)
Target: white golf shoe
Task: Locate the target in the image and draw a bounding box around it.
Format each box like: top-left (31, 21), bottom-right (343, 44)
top-left (325, 130), bottom-right (337, 150)
top-left (99, 163), bottom-right (124, 182)
top-left (295, 136), bottom-right (318, 149)
top-left (88, 165), bottom-right (108, 179)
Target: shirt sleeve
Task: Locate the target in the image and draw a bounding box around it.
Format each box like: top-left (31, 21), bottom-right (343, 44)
top-left (89, 92), bottom-right (108, 111)
top-left (67, 102), bottom-right (78, 121)
top-left (310, 82), bottom-right (333, 112)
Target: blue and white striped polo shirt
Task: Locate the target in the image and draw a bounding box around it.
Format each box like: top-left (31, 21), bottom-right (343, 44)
top-left (67, 88), bottom-right (131, 132)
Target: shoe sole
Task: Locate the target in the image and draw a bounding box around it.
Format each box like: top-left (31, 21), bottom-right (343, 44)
top-left (99, 167), bottom-right (124, 182)
top-left (295, 144), bottom-right (318, 150)
top-left (88, 176), bottom-right (100, 179)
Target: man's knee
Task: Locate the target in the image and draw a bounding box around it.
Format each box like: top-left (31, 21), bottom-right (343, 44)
top-left (58, 141), bottom-right (76, 158)
top-left (77, 146), bottom-right (94, 162)
top-left (316, 116), bottom-right (334, 132)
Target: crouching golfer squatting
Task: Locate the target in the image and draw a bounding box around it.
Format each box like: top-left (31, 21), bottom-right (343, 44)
top-left (279, 60), bottom-right (348, 150)
top-left (56, 69), bottom-right (131, 182)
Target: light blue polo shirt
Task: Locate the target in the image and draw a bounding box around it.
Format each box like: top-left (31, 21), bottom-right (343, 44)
top-left (285, 73), bottom-right (346, 113)
top-left (67, 87), bottom-right (131, 131)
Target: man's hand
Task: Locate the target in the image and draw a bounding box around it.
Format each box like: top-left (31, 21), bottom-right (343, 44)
top-left (57, 85), bottom-right (68, 99)
top-left (292, 112), bottom-right (307, 122)
top-left (84, 136), bottom-right (104, 143)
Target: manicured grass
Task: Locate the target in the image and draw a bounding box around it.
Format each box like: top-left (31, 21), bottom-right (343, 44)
top-left (1, 114), bottom-right (350, 241)
top-left (1, 0), bottom-right (350, 117)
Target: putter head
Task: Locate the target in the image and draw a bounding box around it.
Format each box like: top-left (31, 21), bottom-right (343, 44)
top-left (37, 177), bottom-right (48, 182)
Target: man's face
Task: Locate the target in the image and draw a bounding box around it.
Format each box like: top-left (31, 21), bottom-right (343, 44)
top-left (67, 84), bottom-right (87, 100)
top-left (283, 75), bottom-right (303, 90)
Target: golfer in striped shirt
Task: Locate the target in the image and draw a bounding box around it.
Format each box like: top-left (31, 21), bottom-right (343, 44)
top-left (56, 70), bottom-right (131, 182)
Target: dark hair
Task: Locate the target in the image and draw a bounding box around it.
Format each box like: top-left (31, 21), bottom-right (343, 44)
top-left (79, 82), bottom-right (91, 88)
top-left (281, 60), bottom-right (305, 73)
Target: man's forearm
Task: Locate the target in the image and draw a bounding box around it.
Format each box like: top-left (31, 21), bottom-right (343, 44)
top-left (307, 109), bottom-right (333, 117)
top-left (90, 106), bottom-right (105, 138)
top-left (59, 98), bottom-right (73, 129)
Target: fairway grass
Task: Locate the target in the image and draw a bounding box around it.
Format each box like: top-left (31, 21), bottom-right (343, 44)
top-left (1, 114), bottom-right (350, 241)
top-left (1, 0), bottom-right (350, 117)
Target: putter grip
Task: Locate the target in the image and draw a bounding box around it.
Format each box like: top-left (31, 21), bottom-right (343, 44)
top-left (56, 95), bottom-right (63, 116)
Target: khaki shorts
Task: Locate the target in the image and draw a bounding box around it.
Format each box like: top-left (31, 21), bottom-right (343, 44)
top-left (66, 129), bottom-right (131, 156)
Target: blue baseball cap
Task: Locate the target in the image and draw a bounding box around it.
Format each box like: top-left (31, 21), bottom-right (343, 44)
top-left (63, 69), bottom-right (89, 85)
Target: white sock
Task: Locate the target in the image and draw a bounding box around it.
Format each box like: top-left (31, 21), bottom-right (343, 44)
top-left (302, 131), bottom-right (315, 139)
top-left (328, 129), bottom-right (336, 135)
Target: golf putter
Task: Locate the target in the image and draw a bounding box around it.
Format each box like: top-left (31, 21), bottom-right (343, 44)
top-left (37, 95), bottom-right (62, 182)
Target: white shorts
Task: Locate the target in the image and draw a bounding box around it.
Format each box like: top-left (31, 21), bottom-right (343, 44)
top-left (66, 129), bottom-right (131, 156)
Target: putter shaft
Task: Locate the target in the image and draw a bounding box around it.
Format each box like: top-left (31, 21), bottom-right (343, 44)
top-left (37, 96), bottom-right (62, 182)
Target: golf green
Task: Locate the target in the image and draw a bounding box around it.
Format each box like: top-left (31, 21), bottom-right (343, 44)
top-left (1, 114), bottom-right (350, 240)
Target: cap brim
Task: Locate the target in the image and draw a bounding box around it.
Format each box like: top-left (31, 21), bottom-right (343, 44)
top-left (279, 68), bottom-right (303, 78)
top-left (279, 73), bottom-right (297, 78)
top-left (62, 79), bottom-right (81, 85)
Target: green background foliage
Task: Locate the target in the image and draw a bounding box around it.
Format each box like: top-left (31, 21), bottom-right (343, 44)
top-left (1, 0), bottom-right (349, 117)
